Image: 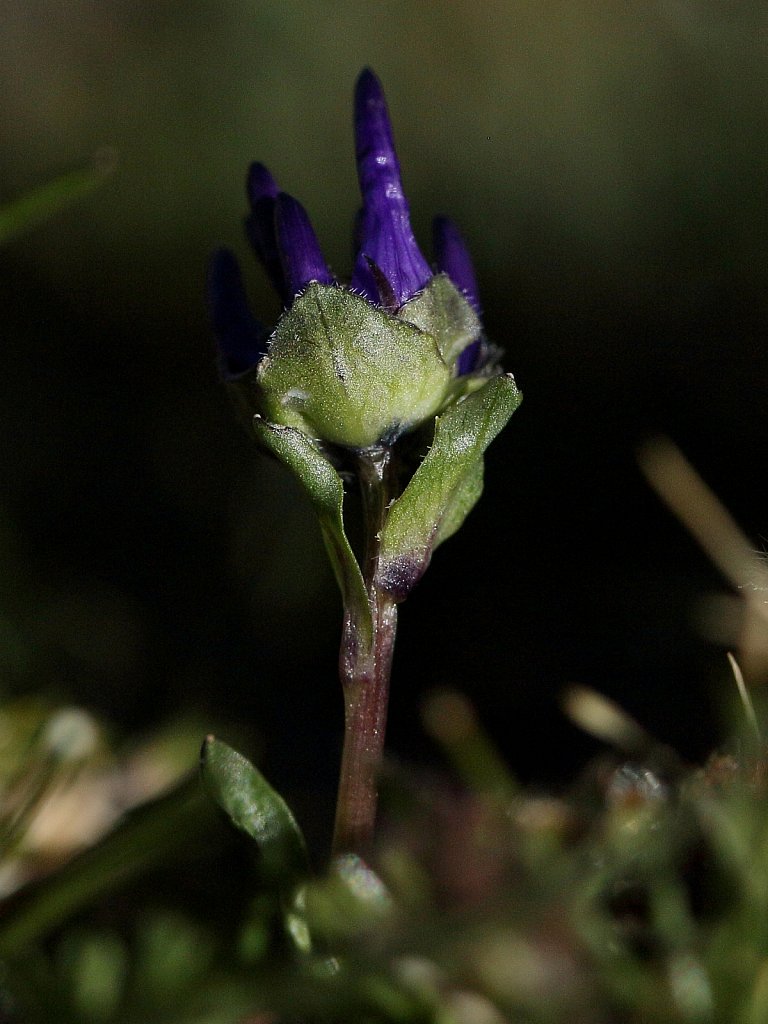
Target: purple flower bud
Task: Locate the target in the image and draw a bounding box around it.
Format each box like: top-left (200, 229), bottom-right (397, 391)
top-left (207, 248), bottom-right (267, 379)
top-left (210, 70), bottom-right (498, 401)
top-left (274, 192), bottom-right (334, 298)
top-left (433, 217), bottom-right (483, 375)
top-left (432, 216), bottom-right (481, 314)
top-left (245, 162), bottom-right (284, 298)
top-left (349, 68), bottom-right (431, 308)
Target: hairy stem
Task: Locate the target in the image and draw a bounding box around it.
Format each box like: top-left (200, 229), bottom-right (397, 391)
top-left (332, 449), bottom-right (397, 857)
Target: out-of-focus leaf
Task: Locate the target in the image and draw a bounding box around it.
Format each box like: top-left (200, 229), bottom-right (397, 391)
top-left (127, 911), bottom-right (214, 1011)
top-left (303, 854), bottom-right (392, 943)
top-left (58, 929), bottom-right (127, 1021)
top-left (0, 776), bottom-right (211, 954)
top-left (200, 736), bottom-right (308, 885)
top-left (0, 151), bottom-right (115, 246)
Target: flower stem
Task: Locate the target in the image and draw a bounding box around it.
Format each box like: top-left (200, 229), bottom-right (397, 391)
top-left (332, 449), bottom-right (397, 857)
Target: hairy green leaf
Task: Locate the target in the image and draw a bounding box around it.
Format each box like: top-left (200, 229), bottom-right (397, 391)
top-left (377, 374), bottom-right (521, 600)
top-left (200, 737), bottom-right (308, 885)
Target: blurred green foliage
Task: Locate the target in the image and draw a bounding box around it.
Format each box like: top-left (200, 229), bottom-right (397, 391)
top-left (5, 690), bottom-right (768, 1023)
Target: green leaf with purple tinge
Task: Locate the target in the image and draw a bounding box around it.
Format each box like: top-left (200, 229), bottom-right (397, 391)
top-left (376, 374), bottom-right (521, 601)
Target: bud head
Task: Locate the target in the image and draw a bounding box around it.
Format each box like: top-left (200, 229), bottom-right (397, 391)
top-left (257, 283), bottom-right (458, 449)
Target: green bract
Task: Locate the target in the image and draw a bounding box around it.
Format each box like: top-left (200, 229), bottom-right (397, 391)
top-left (377, 374), bottom-right (522, 600)
top-left (255, 276), bottom-right (481, 449)
top-left (398, 273), bottom-right (481, 367)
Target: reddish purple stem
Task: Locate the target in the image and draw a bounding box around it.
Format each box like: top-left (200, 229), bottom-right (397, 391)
top-left (332, 449), bottom-right (397, 857)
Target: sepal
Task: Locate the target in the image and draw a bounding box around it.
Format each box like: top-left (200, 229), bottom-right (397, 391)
top-left (376, 374), bottom-right (522, 600)
top-left (398, 273), bottom-right (481, 368)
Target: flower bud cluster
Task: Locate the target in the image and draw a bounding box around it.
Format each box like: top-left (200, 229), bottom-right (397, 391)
top-left (209, 69), bottom-right (499, 452)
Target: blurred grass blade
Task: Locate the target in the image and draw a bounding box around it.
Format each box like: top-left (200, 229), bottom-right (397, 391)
top-left (0, 776), bottom-right (211, 954)
top-left (200, 736), bottom-right (308, 885)
top-left (422, 689), bottom-right (517, 804)
top-left (0, 150), bottom-right (115, 246)
top-left (639, 438), bottom-right (768, 626)
top-left (563, 685), bottom-right (652, 752)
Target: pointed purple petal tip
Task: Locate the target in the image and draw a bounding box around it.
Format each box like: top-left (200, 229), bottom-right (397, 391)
top-left (433, 216), bottom-right (481, 315)
top-left (244, 162), bottom-right (284, 297)
top-left (433, 217), bottom-right (484, 375)
top-left (351, 68), bottom-right (431, 306)
top-left (208, 248), bottom-right (267, 379)
top-left (274, 192), bottom-right (333, 298)
top-left (247, 162), bottom-right (279, 205)
top-left (354, 68), bottom-right (401, 204)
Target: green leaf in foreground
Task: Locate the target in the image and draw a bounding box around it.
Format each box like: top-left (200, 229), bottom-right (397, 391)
top-left (0, 151), bottom-right (115, 246)
top-left (200, 736), bottom-right (308, 885)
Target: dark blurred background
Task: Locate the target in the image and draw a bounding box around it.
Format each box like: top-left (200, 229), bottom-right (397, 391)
top-left (1, 1), bottom-right (767, 836)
